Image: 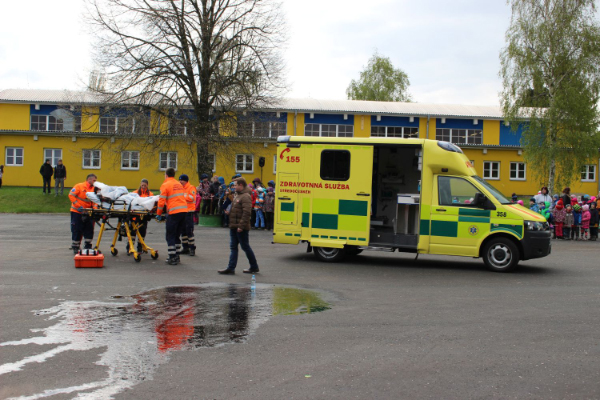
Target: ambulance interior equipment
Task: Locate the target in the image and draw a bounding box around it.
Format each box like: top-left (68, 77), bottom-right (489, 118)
top-left (81, 182), bottom-right (160, 262)
top-left (370, 146), bottom-right (422, 249)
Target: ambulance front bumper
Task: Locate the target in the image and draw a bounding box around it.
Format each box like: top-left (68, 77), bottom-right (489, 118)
top-left (521, 230), bottom-right (552, 260)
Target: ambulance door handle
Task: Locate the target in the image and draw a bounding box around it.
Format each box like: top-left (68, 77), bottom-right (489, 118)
top-left (357, 192), bottom-right (370, 197)
top-left (278, 197), bottom-right (291, 201)
top-left (436, 208), bottom-right (446, 212)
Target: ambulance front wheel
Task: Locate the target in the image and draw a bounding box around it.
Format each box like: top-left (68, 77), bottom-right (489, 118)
top-left (313, 247), bottom-right (346, 262)
top-left (482, 237), bottom-right (520, 272)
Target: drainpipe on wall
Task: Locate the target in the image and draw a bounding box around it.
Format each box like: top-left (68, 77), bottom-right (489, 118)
top-left (426, 115), bottom-right (430, 139)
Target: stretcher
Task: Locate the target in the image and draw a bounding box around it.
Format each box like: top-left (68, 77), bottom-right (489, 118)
top-left (82, 200), bottom-right (160, 262)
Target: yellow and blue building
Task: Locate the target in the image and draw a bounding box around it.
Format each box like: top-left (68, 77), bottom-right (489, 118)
top-left (0, 89), bottom-right (598, 196)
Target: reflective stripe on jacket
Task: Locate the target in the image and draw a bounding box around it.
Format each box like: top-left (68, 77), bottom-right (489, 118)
top-left (69, 182), bottom-right (96, 213)
top-left (157, 178), bottom-right (188, 215)
top-left (183, 182), bottom-right (197, 212)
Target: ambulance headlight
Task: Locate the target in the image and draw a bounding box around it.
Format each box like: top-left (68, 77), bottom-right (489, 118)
top-left (524, 221), bottom-right (548, 231)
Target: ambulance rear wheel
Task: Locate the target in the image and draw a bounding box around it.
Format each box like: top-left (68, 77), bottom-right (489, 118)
top-left (313, 247), bottom-right (346, 262)
top-left (482, 237), bottom-right (519, 272)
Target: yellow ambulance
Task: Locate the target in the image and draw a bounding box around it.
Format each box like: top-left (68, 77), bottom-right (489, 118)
top-left (273, 136), bottom-right (551, 272)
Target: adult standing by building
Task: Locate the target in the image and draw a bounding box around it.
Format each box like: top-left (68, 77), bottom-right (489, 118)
top-left (561, 187), bottom-right (571, 210)
top-left (178, 174), bottom-right (197, 256)
top-left (53, 159), bottom-right (67, 196)
top-left (218, 178), bottom-right (259, 275)
top-left (129, 179), bottom-right (153, 253)
top-left (156, 168), bottom-right (188, 265)
top-left (40, 159), bottom-right (53, 194)
top-left (534, 186), bottom-right (552, 208)
top-left (69, 173), bottom-right (98, 253)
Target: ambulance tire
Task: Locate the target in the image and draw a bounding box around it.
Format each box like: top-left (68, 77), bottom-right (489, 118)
top-left (482, 237), bottom-right (520, 272)
top-left (345, 246), bottom-right (363, 256)
top-left (313, 247), bottom-right (346, 262)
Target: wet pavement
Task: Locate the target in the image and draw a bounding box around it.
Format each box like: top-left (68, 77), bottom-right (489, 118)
top-left (1, 284), bottom-right (329, 399)
top-left (1, 214), bottom-right (600, 399)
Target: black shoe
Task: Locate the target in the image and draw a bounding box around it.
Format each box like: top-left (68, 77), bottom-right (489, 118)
top-left (72, 247), bottom-right (80, 254)
top-left (218, 268), bottom-right (235, 275)
top-left (165, 256), bottom-right (179, 265)
top-left (180, 248), bottom-right (190, 255)
top-left (243, 268), bottom-right (259, 273)
top-left (189, 248), bottom-right (195, 256)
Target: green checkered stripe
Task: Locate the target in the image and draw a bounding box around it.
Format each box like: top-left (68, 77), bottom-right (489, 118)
top-left (420, 208), bottom-right (523, 239)
top-left (300, 198), bottom-right (369, 242)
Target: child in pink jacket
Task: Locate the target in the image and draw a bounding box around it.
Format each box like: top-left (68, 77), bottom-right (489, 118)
top-left (581, 204), bottom-right (591, 240)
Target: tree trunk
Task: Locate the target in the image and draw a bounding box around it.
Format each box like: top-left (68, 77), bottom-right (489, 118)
top-left (548, 158), bottom-right (556, 195)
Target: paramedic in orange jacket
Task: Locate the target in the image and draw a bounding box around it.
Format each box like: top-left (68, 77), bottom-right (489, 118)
top-left (129, 178), bottom-right (154, 253)
top-left (68, 173), bottom-right (98, 253)
top-left (178, 174), bottom-right (197, 256)
top-left (156, 168), bottom-right (188, 265)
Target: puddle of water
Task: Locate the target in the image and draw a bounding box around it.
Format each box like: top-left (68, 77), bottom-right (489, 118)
top-left (0, 284), bottom-right (329, 400)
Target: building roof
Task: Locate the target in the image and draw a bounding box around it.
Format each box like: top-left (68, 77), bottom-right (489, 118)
top-left (0, 88), bottom-right (505, 120)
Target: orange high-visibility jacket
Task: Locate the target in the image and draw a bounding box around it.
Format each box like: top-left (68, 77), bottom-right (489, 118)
top-left (157, 178), bottom-right (188, 216)
top-left (134, 188), bottom-right (154, 197)
top-left (69, 182), bottom-right (97, 213)
top-left (182, 182), bottom-right (197, 212)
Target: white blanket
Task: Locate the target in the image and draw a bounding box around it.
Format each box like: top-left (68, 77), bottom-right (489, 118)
top-left (90, 182), bottom-right (159, 211)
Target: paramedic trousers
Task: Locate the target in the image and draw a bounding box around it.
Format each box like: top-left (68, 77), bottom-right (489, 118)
top-left (71, 212), bottom-right (94, 250)
top-left (181, 212), bottom-right (196, 250)
top-left (227, 228), bottom-right (258, 270)
top-left (166, 212), bottom-right (186, 257)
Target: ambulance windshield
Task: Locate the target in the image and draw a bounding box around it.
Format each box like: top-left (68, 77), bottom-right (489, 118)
top-left (473, 176), bottom-right (511, 204)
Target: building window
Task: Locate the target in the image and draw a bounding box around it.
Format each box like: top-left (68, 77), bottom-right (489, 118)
top-left (483, 161), bottom-right (500, 180)
top-left (371, 126), bottom-right (418, 138)
top-left (320, 150), bottom-right (350, 181)
top-left (5, 147), bottom-right (24, 166)
top-left (170, 119), bottom-right (187, 135)
top-left (236, 154), bottom-right (254, 173)
top-left (581, 165), bottom-right (596, 182)
top-left (159, 152), bottom-right (177, 170)
top-left (305, 123), bottom-right (354, 137)
top-left (74, 116), bottom-right (82, 132)
top-left (273, 155), bottom-right (277, 174)
top-left (510, 162), bottom-right (526, 180)
top-left (31, 115), bottom-right (63, 131)
top-left (208, 154), bottom-right (216, 172)
top-left (83, 149), bottom-right (101, 169)
top-left (100, 117), bottom-right (117, 133)
top-left (121, 151), bottom-right (140, 170)
top-left (239, 121), bottom-right (287, 138)
top-left (44, 149), bottom-right (62, 167)
top-left (436, 128), bottom-right (482, 145)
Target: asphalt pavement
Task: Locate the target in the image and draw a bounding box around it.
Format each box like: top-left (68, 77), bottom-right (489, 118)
top-left (1, 214), bottom-right (599, 399)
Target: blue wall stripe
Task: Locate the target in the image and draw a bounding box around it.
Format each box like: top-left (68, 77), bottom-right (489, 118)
top-left (371, 115), bottom-right (419, 127)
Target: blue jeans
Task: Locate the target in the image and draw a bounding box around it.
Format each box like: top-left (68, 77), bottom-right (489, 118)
top-left (228, 229), bottom-right (258, 270)
top-left (255, 209), bottom-right (265, 228)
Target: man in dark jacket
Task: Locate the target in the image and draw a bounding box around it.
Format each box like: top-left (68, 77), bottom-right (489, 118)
top-left (39, 159), bottom-right (53, 194)
top-left (218, 177), bottom-right (259, 274)
top-left (53, 159), bottom-right (67, 196)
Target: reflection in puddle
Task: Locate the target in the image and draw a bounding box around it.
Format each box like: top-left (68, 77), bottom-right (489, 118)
top-left (0, 284), bottom-right (330, 400)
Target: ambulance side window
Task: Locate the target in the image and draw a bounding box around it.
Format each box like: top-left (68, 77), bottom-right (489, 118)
top-left (320, 150), bottom-right (350, 181)
top-left (438, 176), bottom-right (482, 207)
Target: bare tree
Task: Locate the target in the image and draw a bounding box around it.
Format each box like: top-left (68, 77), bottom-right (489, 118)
top-left (85, 0), bottom-right (286, 179)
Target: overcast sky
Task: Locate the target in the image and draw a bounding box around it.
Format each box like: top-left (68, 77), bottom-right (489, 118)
top-left (0, 0), bottom-right (512, 106)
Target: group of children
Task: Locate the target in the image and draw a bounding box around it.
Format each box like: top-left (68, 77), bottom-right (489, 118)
top-left (518, 189), bottom-right (599, 241)
top-left (249, 178), bottom-right (276, 230)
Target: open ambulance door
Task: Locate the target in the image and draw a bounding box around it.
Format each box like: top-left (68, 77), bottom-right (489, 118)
top-left (308, 144), bottom-right (374, 260)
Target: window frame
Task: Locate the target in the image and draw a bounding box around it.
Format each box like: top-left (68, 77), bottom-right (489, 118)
top-left (305, 123), bottom-right (354, 138)
top-left (371, 126), bottom-right (419, 138)
top-left (320, 150), bottom-right (351, 181)
top-left (435, 128), bottom-right (482, 145)
top-left (235, 154), bottom-right (254, 173)
top-left (121, 151), bottom-right (140, 170)
top-left (581, 164), bottom-right (596, 182)
top-left (5, 147), bottom-right (24, 166)
top-left (99, 117), bottom-right (118, 133)
top-left (273, 154), bottom-right (277, 174)
top-left (437, 176), bottom-right (484, 207)
top-left (31, 115), bottom-right (64, 132)
top-left (509, 162), bottom-right (526, 181)
top-left (483, 161), bottom-right (500, 180)
top-left (44, 148), bottom-right (63, 167)
top-left (159, 152), bottom-right (178, 171)
top-left (82, 149), bottom-right (102, 169)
